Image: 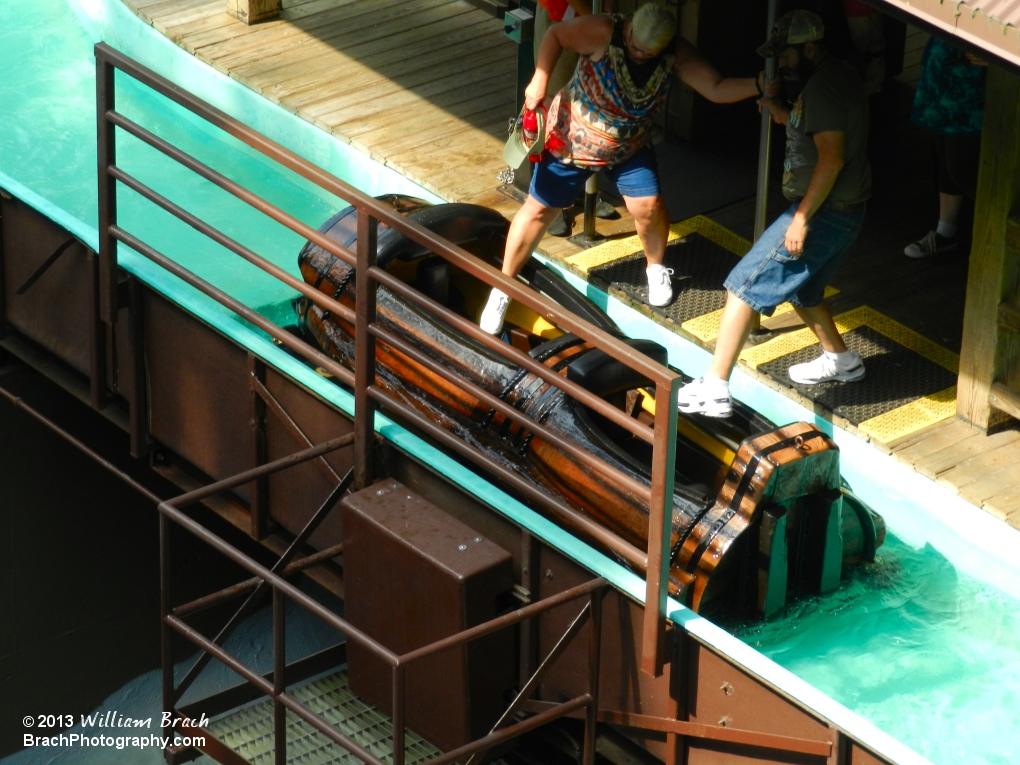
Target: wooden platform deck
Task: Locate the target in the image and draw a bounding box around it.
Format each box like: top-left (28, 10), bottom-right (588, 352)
top-left (122, 0), bottom-right (1020, 529)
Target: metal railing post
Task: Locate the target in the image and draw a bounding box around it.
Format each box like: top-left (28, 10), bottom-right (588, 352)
top-left (750, 0), bottom-right (779, 338)
top-left (582, 588), bottom-right (603, 765)
top-left (392, 664), bottom-right (406, 765)
top-left (354, 210), bottom-right (378, 490)
top-left (642, 377), bottom-right (680, 677)
top-left (273, 586), bottom-right (287, 765)
top-left (159, 513), bottom-right (174, 755)
top-left (95, 54), bottom-right (118, 325)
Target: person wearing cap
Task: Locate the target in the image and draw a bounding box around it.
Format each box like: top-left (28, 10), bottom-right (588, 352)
top-left (677, 9), bottom-right (872, 417)
top-left (479, 3), bottom-right (765, 335)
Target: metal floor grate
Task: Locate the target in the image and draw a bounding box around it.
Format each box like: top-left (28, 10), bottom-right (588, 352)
top-left (207, 670), bottom-right (443, 765)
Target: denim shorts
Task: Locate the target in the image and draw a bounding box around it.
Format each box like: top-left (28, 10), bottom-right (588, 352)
top-left (530, 147), bottom-right (660, 208)
top-left (724, 201), bottom-right (865, 315)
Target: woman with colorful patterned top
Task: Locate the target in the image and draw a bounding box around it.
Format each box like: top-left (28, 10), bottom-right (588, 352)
top-left (480, 3), bottom-right (763, 335)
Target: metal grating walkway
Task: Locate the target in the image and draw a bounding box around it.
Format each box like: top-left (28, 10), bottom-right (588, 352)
top-left (208, 670), bottom-right (443, 765)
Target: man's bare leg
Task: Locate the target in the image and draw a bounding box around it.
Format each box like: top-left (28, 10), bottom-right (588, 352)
top-left (708, 291), bottom-right (756, 380)
top-left (793, 302), bottom-right (847, 353)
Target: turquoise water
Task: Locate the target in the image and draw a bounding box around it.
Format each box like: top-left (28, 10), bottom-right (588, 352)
top-left (725, 535), bottom-right (1020, 764)
top-left (3, 2), bottom-right (1020, 764)
top-left (0, 0), bottom-right (349, 326)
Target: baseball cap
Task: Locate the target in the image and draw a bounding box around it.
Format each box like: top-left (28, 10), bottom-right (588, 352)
top-left (756, 10), bottom-right (825, 57)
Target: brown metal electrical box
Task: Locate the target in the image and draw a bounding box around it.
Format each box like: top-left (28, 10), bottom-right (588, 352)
top-left (342, 480), bottom-right (515, 752)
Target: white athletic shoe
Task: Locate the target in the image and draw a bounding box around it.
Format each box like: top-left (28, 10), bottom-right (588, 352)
top-left (646, 264), bottom-right (674, 307)
top-left (788, 351), bottom-right (866, 384)
top-left (676, 377), bottom-right (732, 418)
top-left (479, 289), bottom-right (510, 335)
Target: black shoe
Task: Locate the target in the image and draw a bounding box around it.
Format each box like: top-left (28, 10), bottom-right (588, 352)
top-left (548, 211), bottom-right (570, 237)
top-left (594, 194), bottom-right (619, 219)
top-left (904, 230), bottom-right (959, 258)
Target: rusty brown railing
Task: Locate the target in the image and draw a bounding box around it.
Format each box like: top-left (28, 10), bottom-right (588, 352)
top-left (95, 39), bottom-right (680, 758)
top-left (157, 442), bottom-right (608, 765)
top-left (95, 41), bottom-right (681, 677)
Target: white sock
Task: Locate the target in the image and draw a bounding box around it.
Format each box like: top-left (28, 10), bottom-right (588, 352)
top-left (702, 373), bottom-right (729, 390)
top-left (486, 288), bottom-right (508, 305)
top-left (824, 349), bottom-right (856, 368)
top-left (936, 221), bottom-right (957, 238)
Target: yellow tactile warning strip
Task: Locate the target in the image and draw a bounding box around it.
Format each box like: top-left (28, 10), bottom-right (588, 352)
top-left (740, 305), bottom-right (960, 444)
top-left (857, 386), bottom-right (958, 443)
top-left (738, 306), bottom-right (959, 373)
top-left (563, 215), bottom-right (752, 272)
top-left (561, 215), bottom-right (960, 445)
top-left (682, 286), bottom-right (840, 344)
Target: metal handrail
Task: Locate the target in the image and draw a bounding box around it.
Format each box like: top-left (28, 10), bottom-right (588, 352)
top-left (158, 452), bottom-right (608, 765)
top-left (94, 39), bottom-right (677, 687)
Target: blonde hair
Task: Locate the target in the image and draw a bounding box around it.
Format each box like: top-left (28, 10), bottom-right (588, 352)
top-left (631, 3), bottom-right (677, 51)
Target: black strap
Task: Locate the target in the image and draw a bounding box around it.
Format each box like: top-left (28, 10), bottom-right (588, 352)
top-left (680, 431), bottom-right (829, 573)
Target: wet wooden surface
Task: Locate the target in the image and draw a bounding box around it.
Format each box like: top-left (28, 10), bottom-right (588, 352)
top-left (122, 0), bottom-right (1020, 528)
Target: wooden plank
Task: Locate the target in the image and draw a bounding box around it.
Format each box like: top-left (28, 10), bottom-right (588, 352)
top-left (193, 0), bottom-right (456, 64)
top-left (893, 420), bottom-right (990, 466)
top-left (938, 438), bottom-right (1020, 493)
top-left (226, 2), bottom-right (496, 84)
top-left (958, 66), bottom-right (1020, 428)
top-left (239, 17), bottom-right (502, 103)
top-left (310, 65), bottom-right (514, 137)
top-left (383, 114), bottom-right (507, 160)
top-left (913, 428), bottom-right (1020, 479)
top-left (129, 0), bottom-right (213, 16)
top-left (156, 3), bottom-right (232, 34)
top-left (275, 37), bottom-right (511, 117)
top-left (326, 69), bottom-right (514, 134)
top-left (886, 416), bottom-right (966, 453)
top-left (956, 462), bottom-right (1020, 507)
top-left (985, 485), bottom-right (1020, 525)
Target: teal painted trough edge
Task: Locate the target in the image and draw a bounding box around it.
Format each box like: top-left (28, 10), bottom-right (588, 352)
top-left (0, 1), bottom-right (963, 762)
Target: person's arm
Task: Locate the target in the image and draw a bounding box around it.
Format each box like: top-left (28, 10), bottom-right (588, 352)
top-left (525, 14), bottom-right (612, 109)
top-left (674, 39), bottom-right (761, 103)
top-left (785, 130), bottom-right (845, 255)
top-left (566, 0), bottom-right (593, 15)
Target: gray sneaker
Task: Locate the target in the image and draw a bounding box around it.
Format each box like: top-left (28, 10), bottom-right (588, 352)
top-left (788, 352), bottom-right (866, 384)
top-left (547, 211), bottom-right (570, 237)
top-left (904, 230), bottom-right (959, 259)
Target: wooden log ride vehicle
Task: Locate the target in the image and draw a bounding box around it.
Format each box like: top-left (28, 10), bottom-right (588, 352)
top-left (295, 196), bottom-right (885, 619)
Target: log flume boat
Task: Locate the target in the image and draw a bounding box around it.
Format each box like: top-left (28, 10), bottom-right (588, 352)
top-left (295, 195), bottom-right (885, 618)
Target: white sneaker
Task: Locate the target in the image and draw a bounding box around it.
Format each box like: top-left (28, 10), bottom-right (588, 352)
top-left (788, 351), bottom-right (866, 384)
top-left (479, 289), bottom-right (510, 335)
top-left (646, 264), bottom-right (674, 307)
top-left (676, 377), bottom-right (732, 418)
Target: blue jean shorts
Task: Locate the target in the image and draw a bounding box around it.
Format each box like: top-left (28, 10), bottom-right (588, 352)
top-left (529, 147), bottom-right (660, 208)
top-left (724, 201), bottom-right (865, 315)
